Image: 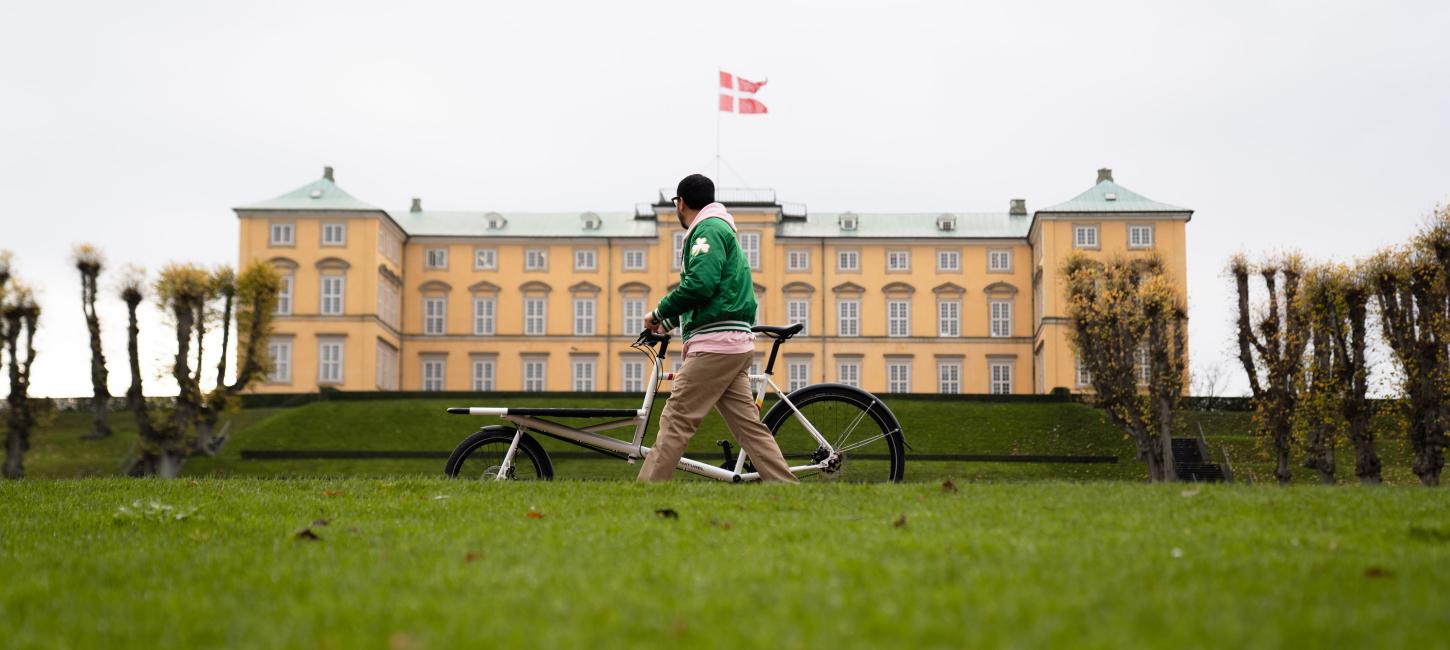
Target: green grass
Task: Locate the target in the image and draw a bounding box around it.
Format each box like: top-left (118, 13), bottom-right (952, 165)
top-left (1, 479), bottom-right (1447, 649)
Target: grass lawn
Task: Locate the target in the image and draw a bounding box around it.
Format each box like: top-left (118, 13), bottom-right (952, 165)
top-left (1, 479), bottom-right (1446, 649)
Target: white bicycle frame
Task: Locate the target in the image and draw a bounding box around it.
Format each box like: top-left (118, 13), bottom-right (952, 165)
top-left (453, 357), bottom-right (839, 482)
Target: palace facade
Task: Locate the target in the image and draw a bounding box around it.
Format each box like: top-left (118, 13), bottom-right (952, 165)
top-left (235, 167), bottom-right (1192, 395)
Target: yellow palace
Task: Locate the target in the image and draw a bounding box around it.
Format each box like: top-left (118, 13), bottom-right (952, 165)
top-left (236, 167), bottom-right (1191, 395)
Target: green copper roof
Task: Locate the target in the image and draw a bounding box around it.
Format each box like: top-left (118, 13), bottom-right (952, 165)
top-left (779, 212), bottom-right (1030, 239)
top-left (391, 211), bottom-right (656, 238)
top-left (235, 168), bottom-right (383, 212)
top-left (1036, 177), bottom-right (1190, 214)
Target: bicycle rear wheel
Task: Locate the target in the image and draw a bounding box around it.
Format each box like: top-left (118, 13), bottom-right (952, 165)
top-left (760, 384), bottom-right (905, 482)
top-left (445, 426), bottom-right (554, 481)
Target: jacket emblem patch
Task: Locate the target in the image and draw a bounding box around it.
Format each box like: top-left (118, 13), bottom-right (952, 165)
top-left (690, 237), bottom-right (710, 256)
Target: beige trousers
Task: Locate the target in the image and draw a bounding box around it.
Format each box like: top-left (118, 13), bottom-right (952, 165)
top-left (637, 351), bottom-right (798, 482)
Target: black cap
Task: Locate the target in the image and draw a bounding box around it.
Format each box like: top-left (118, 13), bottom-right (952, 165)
top-left (675, 174), bottom-right (715, 210)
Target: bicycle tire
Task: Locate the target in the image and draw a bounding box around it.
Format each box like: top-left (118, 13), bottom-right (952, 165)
top-left (445, 426), bottom-right (554, 481)
top-left (760, 383), bottom-right (906, 482)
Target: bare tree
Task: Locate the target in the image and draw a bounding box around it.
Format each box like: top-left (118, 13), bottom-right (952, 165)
top-left (2, 257), bottom-right (41, 480)
top-left (1231, 254), bottom-right (1309, 485)
top-left (1191, 361), bottom-right (1229, 399)
top-left (1369, 208), bottom-right (1449, 486)
top-left (74, 244), bottom-right (112, 439)
top-left (1063, 254), bottom-right (1187, 482)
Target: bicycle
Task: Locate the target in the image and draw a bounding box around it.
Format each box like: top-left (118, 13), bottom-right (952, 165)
top-left (444, 323), bottom-right (908, 482)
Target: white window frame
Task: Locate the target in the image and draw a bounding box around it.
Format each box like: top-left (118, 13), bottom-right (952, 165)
top-left (472, 357), bottom-right (496, 391)
top-left (990, 300), bottom-right (1013, 338)
top-left (990, 361), bottom-right (1014, 395)
top-left (525, 249), bottom-right (548, 271)
top-left (837, 250), bottom-right (859, 272)
top-left (787, 299), bottom-right (810, 337)
top-left (623, 248), bottom-right (646, 271)
top-left (524, 297), bottom-right (547, 336)
top-left (836, 359), bottom-right (860, 388)
top-left (267, 338), bottom-right (292, 383)
top-left (672, 231), bottom-right (686, 270)
top-left (887, 299), bottom-right (910, 338)
top-left (317, 338), bottom-right (344, 385)
top-left (938, 299), bottom-right (961, 337)
top-left (321, 222), bottom-right (346, 246)
top-left (425, 248), bottom-right (448, 269)
top-left (936, 250), bottom-right (960, 272)
top-left (320, 274), bottom-right (345, 316)
top-left (574, 248), bottom-right (597, 271)
top-left (572, 357), bottom-right (596, 392)
top-left (1074, 225), bottom-right (1100, 249)
top-left (472, 297), bottom-right (496, 336)
top-left (886, 250), bottom-right (910, 271)
top-left (837, 299), bottom-right (859, 337)
top-left (937, 360), bottom-right (961, 394)
top-left (377, 279), bottom-right (399, 328)
top-left (988, 249), bottom-right (1012, 272)
top-left (522, 358), bottom-right (547, 392)
top-left (375, 340), bottom-right (398, 390)
top-left (573, 297), bottom-right (596, 336)
top-left (423, 297), bottom-right (446, 336)
top-left (269, 222), bottom-right (295, 246)
top-left (622, 297), bottom-right (646, 334)
top-left (275, 275), bottom-right (294, 316)
top-left (1137, 345), bottom-right (1151, 385)
top-left (621, 359), bottom-right (645, 392)
top-left (887, 360), bottom-right (911, 393)
top-left (473, 248), bottom-right (497, 270)
top-left (787, 249), bottom-right (810, 272)
top-left (1129, 224), bottom-right (1155, 249)
top-left (739, 232), bottom-right (761, 270)
top-left (1076, 357), bottom-right (1093, 387)
top-left (787, 358), bottom-right (811, 392)
top-left (421, 357), bottom-right (446, 392)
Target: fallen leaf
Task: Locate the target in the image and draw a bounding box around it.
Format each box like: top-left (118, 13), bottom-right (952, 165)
top-left (465, 550), bottom-right (483, 563)
top-left (322, 490), bottom-right (345, 498)
top-left (388, 632), bottom-right (415, 650)
top-left (1180, 489), bottom-right (1200, 497)
top-left (186, 480), bottom-right (199, 487)
top-left (526, 511), bottom-right (544, 519)
top-left (893, 514), bottom-right (907, 528)
top-left (1364, 566), bottom-right (1394, 579)
top-left (671, 615), bottom-right (688, 636)
top-left (312, 518), bottom-right (331, 527)
top-left (294, 527), bottom-right (322, 541)
top-left (941, 479), bottom-right (958, 493)
top-left (709, 519), bottom-right (732, 530)
top-left (655, 508), bottom-right (679, 519)
top-left (432, 494), bottom-right (450, 500)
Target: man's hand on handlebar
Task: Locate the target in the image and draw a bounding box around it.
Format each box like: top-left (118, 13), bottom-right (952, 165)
top-left (643, 312), bottom-right (663, 334)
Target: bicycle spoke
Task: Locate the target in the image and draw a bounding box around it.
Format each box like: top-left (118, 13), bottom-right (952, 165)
top-left (836, 431), bottom-right (891, 454)
top-left (831, 401), bottom-right (874, 450)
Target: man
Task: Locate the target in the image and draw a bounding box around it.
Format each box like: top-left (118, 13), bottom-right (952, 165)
top-left (639, 174), bottom-right (797, 482)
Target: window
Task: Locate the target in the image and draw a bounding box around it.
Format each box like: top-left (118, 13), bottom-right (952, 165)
top-left (787, 299), bottom-right (809, 337)
top-left (423, 297), bottom-right (446, 335)
top-left (937, 250), bottom-right (960, 272)
top-left (837, 250), bottom-right (859, 271)
top-left (621, 360), bottom-right (644, 392)
top-left (988, 250), bottom-right (1012, 272)
top-left (524, 297), bottom-right (547, 335)
top-left (425, 248), bottom-right (448, 269)
top-left (574, 249), bottom-right (597, 271)
top-left (422, 357), bottom-right (446, 392)
top-left (377, 279), bottom-right (399, 328)
top-left (672, 231), bottom-right (686, 270)
top-left (375, 341), bottom-right (398, 390)
top-left (1137, 345), bottom-right (1151, 385)
top-left (787, 249), bottom-right (810, 271)
top-left (739, 232), bottom-right (761, 269)
top-left (1076, 357), bottom-right (1093, 387)
top-left (623, 298), bottom-right (646, 334)
top-left (378, 230), bottom-right (400, 263)
top-left (275, 275), bottom-right (294, 315)
top-left (525, 249), bottom-right (547, 271)
top-left (836, 359), bottom-right (860, 388)
top-left (1074, 225), bottom-right (1099, 249)
top-left (267, 338), bottom-right (292, 383)
top-left (473, 248), bottom-right (497, 270)
top-left (473, 297), bottom-right (495, 336)
top-left (269, 222), bottom-right (294, 246)
top-left (572, 357), bottom-right (596, 391)
top-left (938, 300), bottom-right (960, 337)
top-left (887, 250), bottom-right (910, 271)
top-left (320, 275), bottom-right (345, 315)
top-left (321, 223), bottom-right (346, 246)
top-left (887, 360), bottom-right (911, 393)
top-left (837, 299), bottom-right (859, 337)
top-left (1129, 225), bottom-right (1154, 248)
top-left (938, 360), bottom-right (961, 394)
top-left (574, 297), bottom-right (596, 336)
top-left (887, 299), bottom-right (910, 337)
top-left (318, 338), bottom-right (344, 384)
top-left (472, 358), bottom-right (496, 391)
top-left (623, 249), bottom-right (646, 271)
top-left (523, 358), bottom-right (547, 392)
top-left (990, 361), bottom-right (1013, 394)
top-left (990, 301), bottom-right (1012, 338)
top-left (787, 358), bottom-right (811, 392)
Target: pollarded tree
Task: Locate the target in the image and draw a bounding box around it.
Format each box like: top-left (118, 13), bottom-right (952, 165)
top-left (195, 262), bottom-right (280, 454)
top-left (2, 266), bottom-right (42, 480)
top-left (74, 244), bottom-right (112, 439)
top-left (1369, 207), bottom-right (1449, 486)
top-left (1063, 254), bottom-right (1187, 482)
top-left (1300, 263), bottom-right (1381, 484)
top-left (1231, 254), bottom-right (1309, 485)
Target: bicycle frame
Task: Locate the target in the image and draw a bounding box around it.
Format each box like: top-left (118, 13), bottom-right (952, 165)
top-left (449, 337), bottom-right (836, 482)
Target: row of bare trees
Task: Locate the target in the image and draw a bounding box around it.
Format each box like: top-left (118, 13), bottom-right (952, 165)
top-left (0, 246), bottom-right (281, 479)
top-left (1232, 207), bottom-right (1448, 486)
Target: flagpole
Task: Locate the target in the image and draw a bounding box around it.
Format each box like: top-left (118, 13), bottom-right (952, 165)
top-left (715, 66), bottom-right (722, 183)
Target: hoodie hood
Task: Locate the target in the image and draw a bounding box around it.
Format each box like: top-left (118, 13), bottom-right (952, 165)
top-left (687, 202), bottom-right (736, 231)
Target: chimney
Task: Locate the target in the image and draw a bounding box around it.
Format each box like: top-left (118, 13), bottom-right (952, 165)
top-left (410, 198), bottom-right (422, 213)
top-left (1096, 168), bottom-right (1113, 184)
top-left (323, 166), bottom-right (334, 181)
top-left (1009, 199), bottom-right (1027, 216)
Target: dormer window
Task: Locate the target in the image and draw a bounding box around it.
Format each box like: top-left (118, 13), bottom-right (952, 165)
top-left (485, 212), bottom-right (507, 230)
top-left (936, 213), bottom-right (957, 232)
top-left (839, 212), bottom-right (858, 231)
top-left (1104, 192), bottom-right (1117, 201)
top-left (580, 212), bottom-right (602, 230)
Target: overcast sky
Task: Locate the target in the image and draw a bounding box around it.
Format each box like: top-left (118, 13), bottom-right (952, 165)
top-left (3, 0), bottom-right (1448, 398)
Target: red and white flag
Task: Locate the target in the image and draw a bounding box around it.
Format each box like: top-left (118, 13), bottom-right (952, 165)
top-left (719, 70), bottom-right (768, 114)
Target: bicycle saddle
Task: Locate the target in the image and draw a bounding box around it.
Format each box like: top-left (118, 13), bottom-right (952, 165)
top-left (751, 323), bottom-right (804, 339)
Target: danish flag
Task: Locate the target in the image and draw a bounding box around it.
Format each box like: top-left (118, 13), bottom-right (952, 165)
top-left (718, 70), bottom-right (768, 114)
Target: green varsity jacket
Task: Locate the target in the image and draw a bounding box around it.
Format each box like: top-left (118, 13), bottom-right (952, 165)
top-left (652, 215), bottom-right (756, 341)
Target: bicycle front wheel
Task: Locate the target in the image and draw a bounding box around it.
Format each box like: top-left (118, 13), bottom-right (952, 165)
top-left (445, 426), bottom-right (554, 481)
top-left (760, 384), bottom-right (905, 482)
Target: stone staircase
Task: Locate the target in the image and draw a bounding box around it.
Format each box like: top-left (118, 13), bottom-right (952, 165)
top-left (1172, 437), bottom-right (1227, 482)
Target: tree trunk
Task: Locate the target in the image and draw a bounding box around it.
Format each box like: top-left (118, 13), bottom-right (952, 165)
top-left (82, 272), bottom-right (111, 439)
top-left (1409, 388), bottom-right (1445, 486)
top-left (1273, 415), bottom-right (1293, 485)
top-left (2, 429), bottom-right (23, 479)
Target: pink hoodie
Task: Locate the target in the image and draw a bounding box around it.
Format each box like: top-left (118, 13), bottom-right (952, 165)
top-left (678, 203), bottom-right (755, 357)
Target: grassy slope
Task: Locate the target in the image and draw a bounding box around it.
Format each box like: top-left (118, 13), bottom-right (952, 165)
top-left (1, 479), bottom-right (1446, 649)
top-left (23, 398), bottom-right (1421, 483)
